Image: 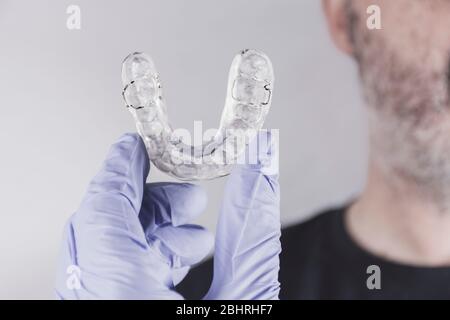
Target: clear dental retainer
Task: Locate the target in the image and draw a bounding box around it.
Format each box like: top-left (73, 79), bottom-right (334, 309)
top-left (121, 49), bottom-right (274, 180)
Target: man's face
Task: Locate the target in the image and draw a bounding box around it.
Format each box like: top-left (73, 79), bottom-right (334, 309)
top-left (349, 0), bottom-right (450, 200)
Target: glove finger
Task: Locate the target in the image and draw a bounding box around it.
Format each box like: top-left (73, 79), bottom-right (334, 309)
top-left (146, 224), bottom-right (213, 287)
top-left (83, 133), bottom-right (149, 216)
top-left (206, 131), bottom-right (281, 300)
top-left (150, 224), bottom-right (214, 268)
top-left (75, 133), bottom-right (151, 250)
top-left (139, 183), bottom-right (208, 235)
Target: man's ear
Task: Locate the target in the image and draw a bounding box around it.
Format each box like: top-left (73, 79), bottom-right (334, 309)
top-left (322, 0), bottom-right (355, 55)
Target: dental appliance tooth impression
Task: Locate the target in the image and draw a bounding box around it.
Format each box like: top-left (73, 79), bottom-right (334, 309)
top-left (121, 49), bottom-right (274, 180)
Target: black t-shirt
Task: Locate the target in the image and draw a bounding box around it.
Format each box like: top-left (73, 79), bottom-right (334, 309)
top-left (177, 206), bottom-right (450, 300)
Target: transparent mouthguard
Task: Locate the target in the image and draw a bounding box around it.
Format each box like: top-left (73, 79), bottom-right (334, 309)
top-left (122, 49), bottom-right (274, 180)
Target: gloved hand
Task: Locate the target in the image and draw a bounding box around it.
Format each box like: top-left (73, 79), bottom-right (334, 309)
top-left (205, 130), bottom-right (281, 300)
top-left (55, 132), bottom-right (280, 299)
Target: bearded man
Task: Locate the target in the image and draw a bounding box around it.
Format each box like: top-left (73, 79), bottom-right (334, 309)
top-left (178, 0), bottom-right (450, 299)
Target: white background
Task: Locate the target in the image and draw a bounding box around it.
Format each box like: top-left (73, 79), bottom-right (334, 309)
top-left (0, 0), bottom-right (367, 299)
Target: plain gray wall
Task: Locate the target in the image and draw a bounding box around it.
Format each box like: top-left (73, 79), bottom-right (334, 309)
top-left (0, 0), bottom-right (367, 299)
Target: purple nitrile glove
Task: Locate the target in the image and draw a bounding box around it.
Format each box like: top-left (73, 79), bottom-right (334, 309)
top-left (56, 131), bottom-right (280, 300)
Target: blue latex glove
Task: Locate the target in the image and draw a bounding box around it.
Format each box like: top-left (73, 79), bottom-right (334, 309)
top-left (55, 132), bottom-right (280, 299)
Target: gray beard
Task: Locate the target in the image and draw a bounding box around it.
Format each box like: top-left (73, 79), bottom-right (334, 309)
top-left (353, 21), bottom-right (450, 206)
top-left (367, 106), bottom-right (450, 206)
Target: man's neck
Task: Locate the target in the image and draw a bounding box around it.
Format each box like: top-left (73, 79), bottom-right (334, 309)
top-left (347, 160), bottom-right (450, 267)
